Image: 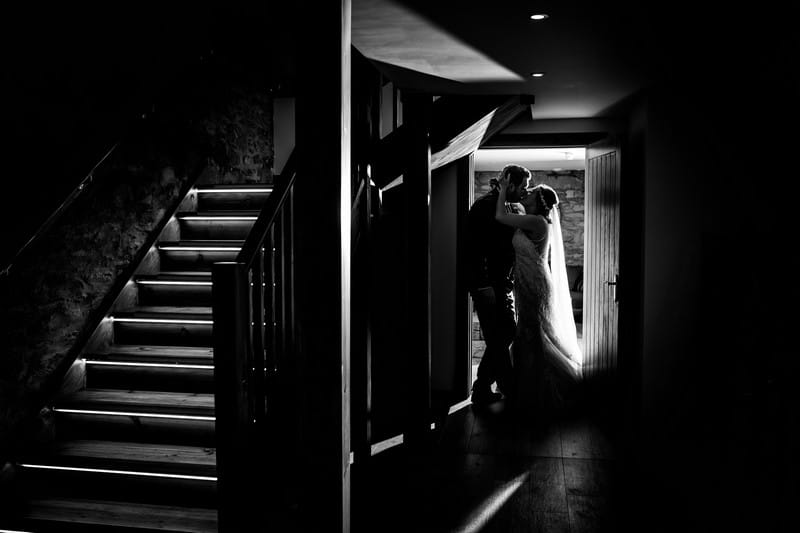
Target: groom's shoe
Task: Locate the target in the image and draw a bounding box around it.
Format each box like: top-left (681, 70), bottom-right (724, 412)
top-left (471, 385), bottom-right (503, 406)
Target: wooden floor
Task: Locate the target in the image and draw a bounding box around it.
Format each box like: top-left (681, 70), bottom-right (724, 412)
top-left (354, 400), bottom-right (624, 533)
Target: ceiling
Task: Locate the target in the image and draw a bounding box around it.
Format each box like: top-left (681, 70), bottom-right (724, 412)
top-left (475, 147), bottom-right (586, 172)
top-left (351, 0), bottom-right (732, 120)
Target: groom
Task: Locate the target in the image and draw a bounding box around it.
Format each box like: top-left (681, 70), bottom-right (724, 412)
top-left (466, 164), bottom-right (531, 405)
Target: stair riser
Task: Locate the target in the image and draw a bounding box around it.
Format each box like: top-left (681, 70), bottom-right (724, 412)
top-left (19, 468), bottom-right (216, 507)
top-left (158, 250), bottom-right (240, 271)
top-left (55, 413), bottom-right (216, 447)
top-left (86, 366), bottom-right (215, 393)
top-left (114, 322), bottom-right (212, 348)
top-left (179, 220), bottom-right (255, 240)
top-left (137, 285), bottom-right (213, 307)
top-left (197, 193), bottom-right (268, 211)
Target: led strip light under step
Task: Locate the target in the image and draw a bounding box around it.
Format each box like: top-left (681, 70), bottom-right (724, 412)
top-left (109, 316), bottom-right (213, 325)
top-left (19, 463), bottom-right (217, 482)
top-left (52, 408), bottom-right (215, 421)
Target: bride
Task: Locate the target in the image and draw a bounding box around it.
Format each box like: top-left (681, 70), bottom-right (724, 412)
top-left (494, 174), bottom-right (583, 418)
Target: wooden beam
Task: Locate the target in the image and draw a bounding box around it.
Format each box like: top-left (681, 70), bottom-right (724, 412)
top-left (430, 94), bottom-right (533, 170)
top-left (402, 93), bottom-right (432, 449)
top-left (370, 94), bottom-right (533, 188)
top-left (429, 95), bottom-right (509, 149)
top-left (294, 0), bottom-right (351, 531)
top-left (483, 131), bottom-right (609, 148)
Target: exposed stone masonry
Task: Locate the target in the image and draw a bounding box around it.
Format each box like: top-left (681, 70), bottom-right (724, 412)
top-left (0, 82), bottom-right (273, 461)
top-left (475, 170), bottom-right (585, 266)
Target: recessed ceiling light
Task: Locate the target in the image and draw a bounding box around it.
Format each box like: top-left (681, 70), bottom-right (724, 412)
top-left (530, 72), bottom-right (545, 78)
top-left (530, 14), bottom-right (549, 20)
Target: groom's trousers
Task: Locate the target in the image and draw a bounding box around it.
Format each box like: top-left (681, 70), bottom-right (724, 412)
top-left (472, 286), bottom-right (516, 394)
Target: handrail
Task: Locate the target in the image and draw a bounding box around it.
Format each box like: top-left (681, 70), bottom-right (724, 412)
top-left (212, 147), bottom-right (298, 532)
top-left (0, 142), bottom-right (120, 278)
top-left (237, 149), bottom-right (298, 267)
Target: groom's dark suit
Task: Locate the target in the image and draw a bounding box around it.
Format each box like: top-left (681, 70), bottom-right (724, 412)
top-left (466, 189), bottom-right (520, 399)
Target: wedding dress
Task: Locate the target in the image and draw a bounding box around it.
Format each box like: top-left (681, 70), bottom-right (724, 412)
top-left (510, 206), bottom-right (582, 416)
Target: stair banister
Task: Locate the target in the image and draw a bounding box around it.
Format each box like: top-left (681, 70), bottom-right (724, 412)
top-left (212, 149), bottom-right (297, 531)
top-left (0, 141), bottom-right (119, 278)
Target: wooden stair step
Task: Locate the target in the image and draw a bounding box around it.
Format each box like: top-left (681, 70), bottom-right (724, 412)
top-left (83, 344), bottom-right (215, 393)
top-left (54, 411), bottom-right (216, 447)
top-left (111, 310), bottom-right (213, 348)
top-left (177, 210), bottom-right (260, 218)
top-left (134, 277), bottom-right (213, 307)
top-left (196, 184), bottom-right (272, 191)
top-left (86, 345), bottom-right (214, 365)
top-left (176, 212), bottom-right (259, 240)
top-left (116, 306), bottom-right (213, 317)
top-left (57, 389), bottom-right (215, 417)
top-left (158, 270), bottom-right (212, 277)
top-left (135, 273), bottom-right (215, 284)
top-left (24, 439), bottom-right (216, 477)
top-left (22, 498), bottom-right (217, 532)
top-left (195, 185), bottom-right (271, 210)
top-left (157, 240), bottom-right (244, 249)
top-left (156, 242), bottom-right (242, 271)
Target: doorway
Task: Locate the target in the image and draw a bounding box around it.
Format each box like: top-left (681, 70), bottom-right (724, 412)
top-left (470, 146), bottom-right (587, 387)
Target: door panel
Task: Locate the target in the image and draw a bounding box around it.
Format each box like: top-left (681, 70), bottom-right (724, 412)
top-left (584, 142), bottom-right (620, 379)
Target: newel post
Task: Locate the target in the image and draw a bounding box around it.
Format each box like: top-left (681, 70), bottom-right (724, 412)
top-left (212, 261), bottom-right (253, 531)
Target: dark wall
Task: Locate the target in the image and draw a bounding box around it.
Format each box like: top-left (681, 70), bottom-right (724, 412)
top-left (1, 3), bottom-right (275, 267)
top-left (623, 31), bottom-right (800, 532)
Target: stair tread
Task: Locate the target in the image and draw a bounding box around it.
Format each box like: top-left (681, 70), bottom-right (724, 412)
top-left (158, 240), bottom-right (244, 246)
top-left (177, 210), bottom-right (260, 217)
top-left (135, 273), bottom-right (215, 281)
top-left (196, 184), bottom-right (272, 190)
top-left (29, 439), bottom-right (216, 472)
top-left (25, 497), bottom-right (217, 532)
top-left (158, 270), bottom-right (212, 277)
top-left (58, 389), bottom-right (215, 414)
top-left (116, 306), bottom-right (213, 316)
top-left (86, 345), bottom-right (214, 364)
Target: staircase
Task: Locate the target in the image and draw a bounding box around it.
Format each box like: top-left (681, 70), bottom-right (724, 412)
top-left (12, 185), bottom-right (271, 532)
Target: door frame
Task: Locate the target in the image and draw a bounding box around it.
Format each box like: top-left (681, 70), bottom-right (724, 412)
top-left (461, 126), bottom-right (625, 407)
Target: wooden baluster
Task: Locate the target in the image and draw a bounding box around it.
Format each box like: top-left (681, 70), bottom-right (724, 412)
top-left (284, 185), bottom-right (295, 361)
top-left (276, 206), bottom-right (287, 370)
top-left (264, 227), bottom-right (277, 410)
top-left (274, 212), bottom-right (284, 375)
top-left (252, 248), bottom-right (266, 427)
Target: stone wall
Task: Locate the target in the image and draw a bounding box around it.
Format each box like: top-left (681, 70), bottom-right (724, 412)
top-left (475, 170), bottom-right (585, 266)
top-left (198, 86), bottom-right (274, 185)
top-left (0, 81), bottom-right (273, 461)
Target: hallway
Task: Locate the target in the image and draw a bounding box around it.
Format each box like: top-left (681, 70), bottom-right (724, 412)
top-left (356, 401), bottom-right (622, 533)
